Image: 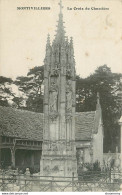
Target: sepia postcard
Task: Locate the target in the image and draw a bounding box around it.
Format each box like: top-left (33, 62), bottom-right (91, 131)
top-left (0, 0), bottom-right (122, 193)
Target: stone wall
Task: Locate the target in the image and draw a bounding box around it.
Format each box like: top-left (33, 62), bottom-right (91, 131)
top-left (103, 153), bottom-right (121, 170)
top-left (76, 141), bottom-right (91, 168)
top-left (92, 117), bottom-right (103, 166)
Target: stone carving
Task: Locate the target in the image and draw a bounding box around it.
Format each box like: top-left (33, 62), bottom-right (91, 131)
top-left (44, 141), bottom-right (67, 151)
top-left (68, 167), bottom-right (72, 172)
top-left (49, 81), bottom-right (58, 92)
top-left (46, 141), bottom-right (60, 151)
top-left (49, 111), bottom-right (58, 121)
top-left (49, 88), bottom-right (59, 120)
top-left (66, 68), bottom-right (72, 78)
top-left (51, 67), bottom-right (60, 76)
top-left (66, 143), bottom-right (72, 151)
top-left (54, 61), bottom-right (60, 68)
top-left (65, 113), bottom-right (72, 121)
top-left (41, 0), bottom-right (77, 178)
top-left (59, 141), bottom-right (66, 151)
top-left (44, 165), bottom-right (50, 172)
top-left (52, 165), bottom-right (59, 172)
top-left (50, 91), bottom-right (58, 112)
top-left (51, 142), bottom-right (58, 151)
top-left (72, 93), bottom-right (75, 106)
top-left (66, 80), bottom-right (72, 92)
top-left (66, 91), bottom-right (72, 111)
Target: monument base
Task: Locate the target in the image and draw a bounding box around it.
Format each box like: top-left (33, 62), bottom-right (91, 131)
top-left (39, 155), bottom-right (78, 191)
top-left (40, 154), bottom-right (78, 180)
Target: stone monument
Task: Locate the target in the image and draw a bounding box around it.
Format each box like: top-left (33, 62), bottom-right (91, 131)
top-left (40, 0), bottom-right (77, 178)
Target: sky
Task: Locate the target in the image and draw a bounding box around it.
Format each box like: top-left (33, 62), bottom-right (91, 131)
top-left (0, 0), bottom-right (122, 80)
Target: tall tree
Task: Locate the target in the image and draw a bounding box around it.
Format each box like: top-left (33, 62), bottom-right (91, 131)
top-left (76, 65), bottom-right (122, 152)
top-left (14, 66), bottom-right (44, 113)
top-left (8, 64), bottom-right (121, 152)
top-left (0, 76), bottom-right (13, 106)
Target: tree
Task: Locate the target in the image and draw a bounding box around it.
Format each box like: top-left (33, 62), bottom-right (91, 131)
top-left (0, 76), bottom-right (13, 106)
top-left (0, 76), bottom-right (24, 108)
top-left (4, 63), bottom-right (120, 152)
top-left (14, 66), bottom-right (44, 113)
top-left (76, 65), bottom-right (122, 152)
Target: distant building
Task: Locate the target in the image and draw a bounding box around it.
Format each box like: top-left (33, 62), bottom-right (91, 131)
top-left (0, 95), bottom-right (103, 171)
top-left (76, 94), bottom-right (104, 168)
top-left (0, 108), bottom-right (43, 172)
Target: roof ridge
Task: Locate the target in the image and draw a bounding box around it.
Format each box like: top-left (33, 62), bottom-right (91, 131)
top-left (0, 106), bottom-right (44, 115)
top-left (0, 106), bottom-right (96, 115)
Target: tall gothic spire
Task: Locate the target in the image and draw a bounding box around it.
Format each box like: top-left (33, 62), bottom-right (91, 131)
top-left (42, 0), bottom-right (77, 178)
top-left (55, 0), bottom-right (65, 43)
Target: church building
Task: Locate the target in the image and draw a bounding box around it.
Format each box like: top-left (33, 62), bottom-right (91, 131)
top-left (0, 96), bottom-right (103, 172)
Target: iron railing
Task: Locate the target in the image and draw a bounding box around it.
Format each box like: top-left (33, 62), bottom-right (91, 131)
top-left (0, 169), bottom-right (121, 192)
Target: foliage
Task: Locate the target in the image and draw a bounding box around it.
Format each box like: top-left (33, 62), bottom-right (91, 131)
top-left (78, 161), bottom-right (101, 173)
top-left (14, 66), bottom-right (44, 112)
top-left (78, 161), bottom-right (102, 181)
top-left (52, 165), bottom-right (59, 172)
top-left (76, 65), bottom-right (122, 152)
top-left (0, 76), bottom-right (13, 107)
top-left (0, 64), bottom-right (121, 152)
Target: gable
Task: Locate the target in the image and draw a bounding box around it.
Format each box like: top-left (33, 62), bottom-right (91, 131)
top-left (75, 112), bottom-right (96, 141)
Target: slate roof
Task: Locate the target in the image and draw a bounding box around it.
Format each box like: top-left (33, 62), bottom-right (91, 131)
top-left (75, 112), bottom-right (96, 141)
top-left (0, 106), bottom-right (43, 141)
top-left (0, 106), bottom-right (100, 141)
